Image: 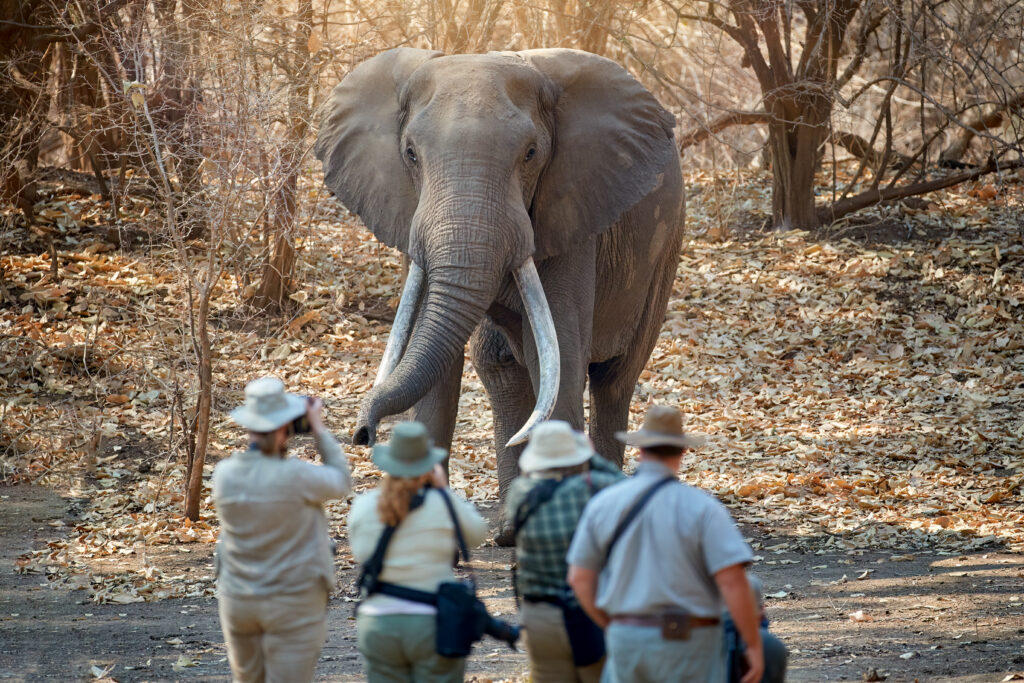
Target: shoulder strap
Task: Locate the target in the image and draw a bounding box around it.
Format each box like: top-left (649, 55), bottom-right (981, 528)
top-left (357, 490), bottom-right (427, 598)
top-left (434, 487), bottom-right (471, 569)
top-left (603, 476), bottom-right (675, 565)
top-left (513, 477), bottom-right (566, 537)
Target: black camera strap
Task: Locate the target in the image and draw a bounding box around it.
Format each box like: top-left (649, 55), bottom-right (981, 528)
top-left (603, 476), bottom-right (676, 565)
top-left (510, 476), bottom-right (567, 607)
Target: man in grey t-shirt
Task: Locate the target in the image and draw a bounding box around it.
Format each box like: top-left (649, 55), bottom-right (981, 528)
top-left (567, 406), bottom-right (764, 683)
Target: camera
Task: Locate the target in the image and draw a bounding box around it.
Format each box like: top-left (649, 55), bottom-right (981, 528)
top-left (289, 396), bottom-right (315, 434)
top-left (484, 614), bottom-right (521, 650)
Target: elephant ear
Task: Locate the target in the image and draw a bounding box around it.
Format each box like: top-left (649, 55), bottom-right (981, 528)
top-left (517, 49), bottom-right (677, 260)
top-left (314, 48), bottom-right (442, 252)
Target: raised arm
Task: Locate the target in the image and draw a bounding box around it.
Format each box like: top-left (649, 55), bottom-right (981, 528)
top-left (302, 399), bottom-right (352, 502)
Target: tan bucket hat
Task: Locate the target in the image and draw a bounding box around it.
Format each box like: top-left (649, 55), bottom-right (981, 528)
top-left (229, 377), bottom-right (308, 433)
top-left (518, 420), bottom-right (595, 474)
top-left (615, 405), bottom-right (705, 449)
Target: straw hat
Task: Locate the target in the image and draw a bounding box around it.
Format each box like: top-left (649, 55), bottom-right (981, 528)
top-left (615, 405), bottom-right (705, 449)
top-left (372, 422), bottom-right (447, 478)
top-left (229, 377), bottom-right (308, 433)
top-left (518, 420), bottom-right (595, 474)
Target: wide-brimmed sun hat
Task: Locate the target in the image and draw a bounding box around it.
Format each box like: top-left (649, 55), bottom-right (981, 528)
top-left (372, 421), bottom-right (447, 478)
top-left (229, 377), bottom-right (308, 433)
top-left (519, 420), bottom-right (595, 474)
top-left (615, 405), bottom-right (705, 449)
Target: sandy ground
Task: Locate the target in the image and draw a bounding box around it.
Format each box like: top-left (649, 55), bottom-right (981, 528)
top-left (2, 483), bottom-right (1022, 682)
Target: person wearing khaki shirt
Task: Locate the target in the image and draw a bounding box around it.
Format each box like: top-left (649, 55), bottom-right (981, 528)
top-left (213, 377), bottom-right (352, 683)
top-left (348, 421), bottom-right (488, 682)
top-left (567, 405), bottom-right (764, 683)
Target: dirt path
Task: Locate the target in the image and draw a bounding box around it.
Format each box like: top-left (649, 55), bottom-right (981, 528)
top-left (2, 483), bottom-right (1022, 682)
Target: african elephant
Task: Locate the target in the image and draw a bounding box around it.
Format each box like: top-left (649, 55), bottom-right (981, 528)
top-left (314, 48), bottom-right (684, 541)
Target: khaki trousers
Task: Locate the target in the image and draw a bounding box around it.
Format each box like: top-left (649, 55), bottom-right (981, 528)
top-left (602, 622), bottom-right (725, 683)
top-left (521, 600), bottom-right (604, 683)
top-left (217, 584), bottom-right (328, 683)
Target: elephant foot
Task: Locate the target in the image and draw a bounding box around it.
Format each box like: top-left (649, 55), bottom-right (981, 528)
top-left (494, 518), bottom-right (516, 547)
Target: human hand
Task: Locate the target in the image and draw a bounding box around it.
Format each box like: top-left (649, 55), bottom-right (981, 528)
top-left (306, 397), bottom-right (325, 434)
top-left (740, 643), bottom-right (764, 683)
top-left (430, 463), bottom-right (448, 489)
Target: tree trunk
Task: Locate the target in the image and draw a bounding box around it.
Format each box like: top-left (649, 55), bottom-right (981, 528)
top-left (765, 95), bottom-right (830, 230)
top-left (250, 0), bottom-right (313, 312)
top-left (184, 290), bottom-right (212, 521)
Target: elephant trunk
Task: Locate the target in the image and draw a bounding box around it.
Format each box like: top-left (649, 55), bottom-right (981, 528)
top-left (353, 248), bottom-right (499, 446)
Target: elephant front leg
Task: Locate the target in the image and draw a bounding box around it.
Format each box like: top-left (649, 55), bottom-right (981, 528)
top-left (470, 322), bottom-right (534, 546)
top-left (412, 352), bottom-right (464, 463)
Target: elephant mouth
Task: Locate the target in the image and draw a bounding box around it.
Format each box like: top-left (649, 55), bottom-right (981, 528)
top-left (355, 256), bottom-right (560, 448)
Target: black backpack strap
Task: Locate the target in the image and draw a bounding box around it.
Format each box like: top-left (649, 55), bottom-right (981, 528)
top-left (513, 477), bottom-right (566, 537)
top-left (510, 476), bottom-right (567, 608)
top-left (357, 490), bottom-right (427, 598)
top-left (602, 476), bottom-right (675, 565)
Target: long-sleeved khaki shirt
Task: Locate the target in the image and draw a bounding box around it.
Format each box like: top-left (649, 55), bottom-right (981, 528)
top-left (212, 431), bottom-right (352, 597)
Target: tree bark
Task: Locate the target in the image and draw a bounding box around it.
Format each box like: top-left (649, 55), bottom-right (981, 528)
top-left (250, 0), bottom-right (313, 312)
top-left (184, 290), bottom-right (212, 522)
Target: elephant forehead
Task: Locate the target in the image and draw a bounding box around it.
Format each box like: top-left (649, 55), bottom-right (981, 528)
top-left (409, 55), bottom-right (547, 115)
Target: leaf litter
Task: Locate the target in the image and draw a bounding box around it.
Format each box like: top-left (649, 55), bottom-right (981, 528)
top-left (1, 170), bottom-right (1021, 616)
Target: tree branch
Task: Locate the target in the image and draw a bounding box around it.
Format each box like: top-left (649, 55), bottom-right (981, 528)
top-left (939, 92), bottom-right (1024, 163)
top-left (819, 158), bottom-right (1024, 224)
top-left (678, 110), bottom-right (770, 150)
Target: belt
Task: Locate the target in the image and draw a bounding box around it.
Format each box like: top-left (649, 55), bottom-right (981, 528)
top-left (611, 614), bottom-right (720, 628)
top-left (523, 594), bottom-right (565, 606)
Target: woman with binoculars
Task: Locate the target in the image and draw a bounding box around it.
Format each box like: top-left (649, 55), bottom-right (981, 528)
top-left (348, 421), bottom-right (497, 682)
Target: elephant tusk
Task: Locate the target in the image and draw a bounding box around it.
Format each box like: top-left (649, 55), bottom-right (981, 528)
top-left (506, 258), bottom-right (561, 448)
top-left (373, 261), bottom-right (424, 388)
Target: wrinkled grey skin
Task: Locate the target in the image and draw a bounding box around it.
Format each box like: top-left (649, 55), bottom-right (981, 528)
top-left (314, 48), bottom-right (684, 541)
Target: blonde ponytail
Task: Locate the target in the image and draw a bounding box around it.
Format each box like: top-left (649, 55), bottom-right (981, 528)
top-left (377, 473), bottom-right (431, 526)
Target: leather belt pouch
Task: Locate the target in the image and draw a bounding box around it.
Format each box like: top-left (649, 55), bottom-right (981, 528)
top-left (660, 613), bottom-right (692, 640)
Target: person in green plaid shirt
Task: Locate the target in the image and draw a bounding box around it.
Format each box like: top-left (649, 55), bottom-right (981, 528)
top-left (505, 421), bottom-right (624, 683)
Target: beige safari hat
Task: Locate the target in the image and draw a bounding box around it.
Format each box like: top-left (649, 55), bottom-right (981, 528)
top-left (615, 405), bottom-right (705, 449)
top-left (229, 377), bottom-right (308, 433)
top-left (518, 420), bottom-right (595, 474)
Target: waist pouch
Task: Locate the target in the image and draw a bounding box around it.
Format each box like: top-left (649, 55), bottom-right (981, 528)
top-left (372, 580), bottom-right (488, 658)
top-left (525, 593), bottom-right (605, 666)
top-left (435, 581), bottom-right (489, 658)
top-left (560, 599), bottom-right (606, 666)
top-left (359, 489), bottom-right (518, 658)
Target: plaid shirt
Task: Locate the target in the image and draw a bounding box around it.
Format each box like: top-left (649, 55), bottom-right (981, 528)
top-left (505, 456), bottom-right (625, 601)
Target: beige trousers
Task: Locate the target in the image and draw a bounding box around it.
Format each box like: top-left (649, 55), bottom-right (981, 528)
top-left (217, 584), bottom-right (328, 683)
top-left (521, 600), bottom-right (604, 683)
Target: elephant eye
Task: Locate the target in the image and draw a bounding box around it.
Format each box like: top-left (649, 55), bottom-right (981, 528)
top-left (406, 146), bottom-right (418, 164)
top-left (524, 146), bottom-right (536, 162)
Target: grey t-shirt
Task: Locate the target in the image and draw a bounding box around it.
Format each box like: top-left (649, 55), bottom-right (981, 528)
top-left (567, 459), bottom-right (752, 618)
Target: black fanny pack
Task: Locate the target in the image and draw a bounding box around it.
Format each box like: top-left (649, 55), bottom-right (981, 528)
top-left (358, 487), bottom-right (519, 658)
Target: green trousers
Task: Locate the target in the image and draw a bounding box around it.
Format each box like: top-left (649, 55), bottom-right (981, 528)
top-left (356, 613), bottom-right (465, 683)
